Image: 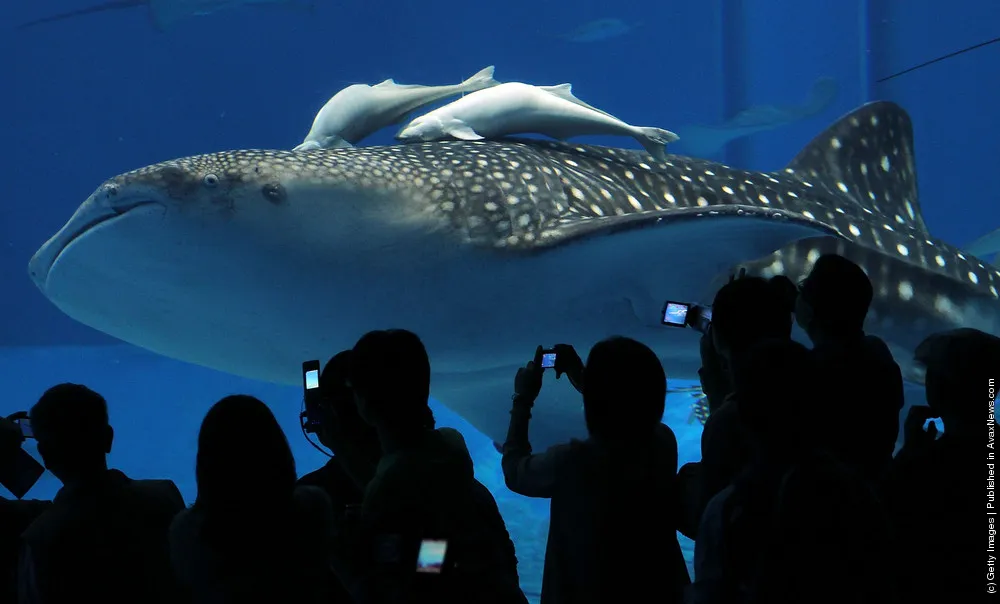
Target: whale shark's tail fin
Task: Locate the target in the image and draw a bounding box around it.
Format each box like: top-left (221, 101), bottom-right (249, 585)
top-left (781, 101), bottom-right (928, 236)
top-left (16, 0), bottom-right (146, 30)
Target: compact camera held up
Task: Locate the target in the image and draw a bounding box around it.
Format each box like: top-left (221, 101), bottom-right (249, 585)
top-left (660, 300), bottom-right (713, 334)
top-left (0, 412), bottom-right (46, 499)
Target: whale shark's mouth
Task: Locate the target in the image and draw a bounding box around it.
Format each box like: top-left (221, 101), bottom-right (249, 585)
top-left (30, 199), bottom-right (163, 288)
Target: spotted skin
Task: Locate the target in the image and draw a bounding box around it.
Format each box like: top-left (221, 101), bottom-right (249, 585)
top-left (101, 139), bottom-right (902, 254)
top-left (677, 107), bottom-right (1000, 424)
top-left (29, 101), bottom-right (994, 447)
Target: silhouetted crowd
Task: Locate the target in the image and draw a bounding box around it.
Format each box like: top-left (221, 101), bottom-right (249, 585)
top-left (0, 253), bottom-right (994, 604)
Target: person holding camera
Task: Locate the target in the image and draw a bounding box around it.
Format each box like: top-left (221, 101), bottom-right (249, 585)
top-left (502, 338), bottom-right (689, 604)
top-left (330, 329), bottom-right (526, 604)
top-left (883, 328), bottom-right (999, 603)
top-left (18, 383), bottom-right (186, 604)
top-left (0, 413), bottom-right (51, 603)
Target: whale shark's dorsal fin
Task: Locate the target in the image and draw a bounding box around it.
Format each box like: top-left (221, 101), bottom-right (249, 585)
top-left (781, 101), bottom-right (928, 236)
top-left (373, 78), bottom-right (398, 88)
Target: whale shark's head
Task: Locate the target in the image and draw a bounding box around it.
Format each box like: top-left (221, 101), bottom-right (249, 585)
top-left (30, 150), bottom-right (362, 288)
top-left (27, 148), bottom-right (459, 382)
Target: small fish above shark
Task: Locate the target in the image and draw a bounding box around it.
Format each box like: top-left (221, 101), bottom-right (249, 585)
top-left (674, 77), bottom-right (840, 158)
top-left (16, 0), bottom-right (313, 31)
top-left (559, 18), bottom-right (640, 43)
top-left (396, 81), bottom-right (679, 161)
top-left (27, 101), bottom-right (1000, 451)
top-left (294, 66), bottom-right (500, 151)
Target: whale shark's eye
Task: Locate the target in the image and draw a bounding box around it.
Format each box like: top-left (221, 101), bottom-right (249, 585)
top-left (203, 173), bottom-right (220, 188)
top-left (103, 183), bottom-right (119, 197)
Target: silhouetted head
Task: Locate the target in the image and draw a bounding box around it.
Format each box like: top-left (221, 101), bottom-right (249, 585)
top-left (583, 336), bottom-right (666, 441)
top-left (318, 350), bottom-right (382, 467)
top-left (796, 254), bottom-right (873, 340)
top-left (710, 276), bottom-right (795, 377)
top-left (349, 329), bottom-right (435, 439)
top-left (30, 383), bottom-right (112, 484)
top-left (195, 395), bottom-right (296, 511)
top-left (734, 339), bottom-right (816, 454)
top-left (915, 328), bottom-right (1000, 435)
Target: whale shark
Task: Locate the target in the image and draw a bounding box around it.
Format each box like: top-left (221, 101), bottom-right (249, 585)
top-left (28, 101), bottom-right (1000, 450)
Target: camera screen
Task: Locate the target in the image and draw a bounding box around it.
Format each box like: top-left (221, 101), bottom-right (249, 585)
top-left (17, 419), bottom-right (32, 438)
top-left (416, 539), bottom-right (448, 574)
top-left (662, 302), bottom-right (689, 327)
top-left (304, 369), bottom-right (319, 390)
top-left (541, 352), bottom-right (557, 369)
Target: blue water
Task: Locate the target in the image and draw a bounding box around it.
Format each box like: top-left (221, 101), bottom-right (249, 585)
top-left (2, 0), bottom-right (999, 598)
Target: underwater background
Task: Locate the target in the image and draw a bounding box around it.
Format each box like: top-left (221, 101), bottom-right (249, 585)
top-left (2, 1), bottom-right (999, 600)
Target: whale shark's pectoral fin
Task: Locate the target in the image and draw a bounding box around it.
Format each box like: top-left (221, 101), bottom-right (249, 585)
top-left (443, 121), bottom-right (485, 141)
top-left (431, 365), bottom-right (589, 451)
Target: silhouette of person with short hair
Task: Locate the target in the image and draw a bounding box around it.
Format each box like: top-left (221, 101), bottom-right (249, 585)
top-left (169, 395), bottom-right (336, 604)
top-left (797, 253), bottom-right (904, 482)
top-left (677, 275), bottom-right (795, 538)
top-left (690, 339), bottom-right (893, 604)
top-left (18, 383), bottom-right (185, 604)
top-left (297, 350), bottom-right (389, 604)
top-left (884, 328), bottom-right (999, 603)
top-left (503, 337), bottom-right (690, 604)
top-left (298, 350), bottom-right (380, 506)
top-left (334, 329), bottom-right (526, 604)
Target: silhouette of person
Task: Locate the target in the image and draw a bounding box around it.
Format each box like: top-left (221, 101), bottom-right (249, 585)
top-left (690, 339), bottom-right (893, 604)
top-left (796, 253), bottom-right (904, 482)
top-left (0, 414), bottom-right (50, 603)
top-left (677, 275), bottom-right (795, 538)
top-left (884, 328), bottom-right (1000, 602)
top-left (297, 350), bottom-right (389, 604)
top-left (18, 383), bottom-right (185, 604)
top-left (298, 350), bottom-right (381, 506)
top-left (502, 338), bottom-right (690, 604)
top-left (333, 329), bottom-right (526, 604)
top-left (169, 395), bottom-right (336, 604)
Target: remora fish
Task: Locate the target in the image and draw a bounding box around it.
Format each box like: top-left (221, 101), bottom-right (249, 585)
top-left (30, 102), bottom-right (996, 450)
top-left (294, 66), bottom-right (500, 151)
top-left (395, 81), bottom-right (679, 161)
